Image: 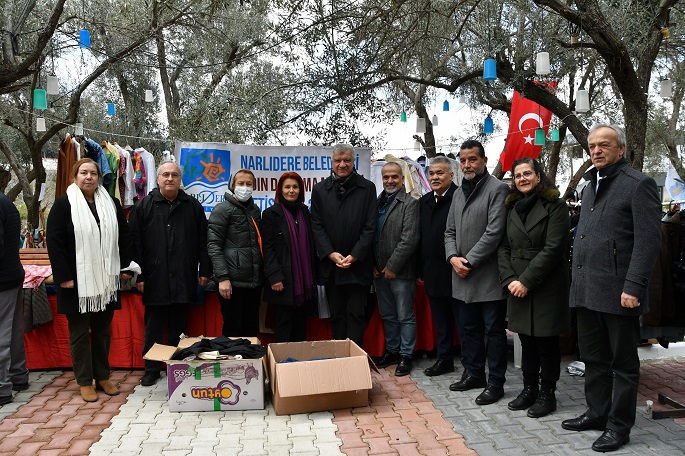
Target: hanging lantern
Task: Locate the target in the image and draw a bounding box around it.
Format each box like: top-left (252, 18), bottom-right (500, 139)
top-left (36, 117), bottom-right (46, 132)
top-left (483, 116), bottom-right (494, 134)
top-left (79, 29), bottom-right (91, 48)
top-left (551, 128), bottom-right (560, 142)
top-left (458, 94), bottom-right (466, 104)
top-left (74, 122), bottom-right (84, 136)
top-left (107, 102), bottom-right (116, 116)
top-left (535, 52), bottom-right (550, 75)
top-left (145, 89), bottom-right (154, 102)
top-left (400, 111), bottom-right (407, 122)
top-left (483, 59), bottom-right (497, 81)
top-left (416, 117), bottom-right (426, 134)
top-left (443, 100), bottom-right (450, 111)
top-left (431, 114), bottom-right (439, 126)
top-left (660, 79), bottom-right (673, 98)
top-left (33, 89), bottom-right (47, 110)
top-left (661, 26), bottom-right (671, 39)
top-left (534, 128), bottom-right (546, 146)
top-left (414, 140), bottom-right (421, 151)
top-left (576, 89), bottom-right (590, 113)
top-left (46, 76), bottom-right (59, 95)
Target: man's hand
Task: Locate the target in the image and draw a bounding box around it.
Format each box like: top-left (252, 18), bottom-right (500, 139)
top-left (328, 252), bottom-right (345, 267)
top-left (198, 276), bottom-right (209, 287)
top-left (219, 279), bottom-right (232, 299)
top-left (621, 292), bottom-right (640, 308)
top-left (271, 281), bottom-right (284, 292)
top-left (341, 255), bottom-right (357, 268)
top-left (508, 280), bottom-right (529, 298)
top-left (136, 282), bottom-right (144, 293)
top-left (450, 256), bottom-right (472, 279)
top-left (382, 267), bottom-right (396, 279)
top-left (60, 280), bottom-right (74, 289)
top-left (373, 267), bottom-right (380, 279)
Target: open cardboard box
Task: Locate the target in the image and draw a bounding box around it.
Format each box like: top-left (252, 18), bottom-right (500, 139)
top-left (144, 336), bottom-right (265, 412)
top-left (267, 339), bottom-right (379, 416)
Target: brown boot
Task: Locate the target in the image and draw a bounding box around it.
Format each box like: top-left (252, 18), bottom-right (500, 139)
top-left (80, 385), bottom-right (98, 402)
top-left (96, 380), bottom-right (119, 396)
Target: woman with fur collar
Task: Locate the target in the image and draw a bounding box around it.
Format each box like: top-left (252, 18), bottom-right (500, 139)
top-left (497, 158), bottom-right (570, 419)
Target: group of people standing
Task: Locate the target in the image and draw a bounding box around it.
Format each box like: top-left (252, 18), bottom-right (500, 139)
top-left (1, 124), bottom-right (661, 453)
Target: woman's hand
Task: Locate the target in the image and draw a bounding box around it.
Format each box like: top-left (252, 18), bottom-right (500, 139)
top-left (271, 281), bottom-right (284, 292)
top-left (219, 279), bottom-right (232, 299)
top-left (120, 272), bottom-right (133, 280)
top-left (60, 280), bottom-right (75, 289)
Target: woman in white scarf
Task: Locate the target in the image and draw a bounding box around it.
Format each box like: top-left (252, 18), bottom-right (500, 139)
top-left (47, 159), bottom-right (132, 402)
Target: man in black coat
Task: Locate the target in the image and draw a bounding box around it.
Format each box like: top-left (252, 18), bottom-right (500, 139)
top-left (0, 191), bottom-right (28, 405)
top-left (129, 162), bottom-right (213, 386)
top-left (562, 125), bottom-right (662, 452)
top-left (311, 144), bottom-right (377, 348)
top-left (419, 156), bottom-right (460, 377)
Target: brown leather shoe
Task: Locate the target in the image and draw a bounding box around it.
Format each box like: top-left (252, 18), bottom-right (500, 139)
top-left (80, 385), bottom-right (98, 402)
top-left (96, 380), bottom-right (120, 396)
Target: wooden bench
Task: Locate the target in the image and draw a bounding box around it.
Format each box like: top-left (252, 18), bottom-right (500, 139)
top-left (19, 248), bottom-right (50, 266)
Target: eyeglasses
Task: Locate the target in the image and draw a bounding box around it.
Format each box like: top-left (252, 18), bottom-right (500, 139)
top-left (513, 170), bottom-right (535, 180)
top-left (160, 172), bottom-right (180, 179)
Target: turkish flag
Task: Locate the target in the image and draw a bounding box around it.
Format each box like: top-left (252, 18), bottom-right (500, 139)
top-left (499, 85), bottom-right (556, 173)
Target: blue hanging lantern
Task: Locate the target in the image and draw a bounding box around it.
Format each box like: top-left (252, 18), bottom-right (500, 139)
top-left (79, 30), bottom-right (91, 48)
top-left (400, 111), bottom-right (407, 122)
top-left (443, 100), bottom-right (450, 111)
top-left (107, 102), bottom-right (116, 116)
top-left (551, 128), bottom-right (560, 142)
top-left (534, 128), bottom-right (546, 146)
top-left (483, 116), bottom-right (494, 134)
top-left (33, 89), bottom-right (48, 110)
top-left (484, 59), bottom-right (497, 81)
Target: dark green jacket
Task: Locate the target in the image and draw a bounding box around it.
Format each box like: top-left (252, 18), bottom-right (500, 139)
top-left (497, 188), bottom-right (570, 336)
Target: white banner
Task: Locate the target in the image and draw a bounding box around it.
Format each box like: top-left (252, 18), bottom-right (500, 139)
top-left (174, 142), bottom-right (372, 214)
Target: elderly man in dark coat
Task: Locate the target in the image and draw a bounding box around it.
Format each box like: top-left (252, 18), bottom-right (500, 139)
top-left (129, 161), bottom-right (213, 387)
top-left (311, 144), bottom-right (376, 348)
top-left (561, 124), bottom-right (661, 453)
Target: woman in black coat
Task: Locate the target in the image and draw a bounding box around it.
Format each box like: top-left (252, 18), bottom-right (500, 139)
top-left (47, 158), bottom-right (131, 402)
top-left (261, 172), bottom-right (317, 342)
top-left (497, 158), bottom-right (570, 418)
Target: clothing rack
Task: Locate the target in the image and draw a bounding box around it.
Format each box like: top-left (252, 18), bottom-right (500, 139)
top-left (652, 393), bottom-right (685, 419)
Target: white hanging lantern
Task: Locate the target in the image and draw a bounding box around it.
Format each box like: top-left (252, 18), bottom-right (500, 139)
top-left (46, 76), bottom-right (59, 95)
top-left (416, 117), bottom-right (426, 134)
top-left (535, 52), bottom-right (550, 75)
top-left (74, 122), bottom-right (84, 136)
top-left (414, 140), bottom-right (421, 151)
top-left (576, 89), bottom-right (590, 113)
top-left (431, 114), bottom-right (439, 126)
top-left (36, 117), bottom-right (46, 132)
top-left (145, 89), bottom-right (154, 102)
top-left (660, 79), bottom-right (673, 98)
top-left (458, 94), bottom-right (466, 104)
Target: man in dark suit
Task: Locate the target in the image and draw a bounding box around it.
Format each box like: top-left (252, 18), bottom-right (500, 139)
top-left (419, 156), bottom-right (460, 377)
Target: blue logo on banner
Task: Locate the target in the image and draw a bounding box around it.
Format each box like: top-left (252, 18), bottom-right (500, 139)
top-left (179, 148), bottom-right (231, 210)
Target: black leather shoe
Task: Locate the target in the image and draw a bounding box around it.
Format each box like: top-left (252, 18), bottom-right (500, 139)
top-left (140, 371), bottom-right (161, 387)
top-left (592, 429), bottom-right (630, 452)
top-left (561, 414), bottom-right (607, 432)
top-left (424, 359), bottom-right (455, 377)
top-left (449, 372), bottom-right (487, 391)
top-left (375, 352), bottom-right (401, 368)
top-left (507, 384), bottom-right (538, 410)
top-left (395, 356), bottom-right (413, 377)
top-left (475, 385), bottom-right (504, 405)
top-left (12, 383), bottom-right (29, 392)
top-left (0, 395), bottom-right (12, 406)
top-left (527, 387), bottom-right (556, 418)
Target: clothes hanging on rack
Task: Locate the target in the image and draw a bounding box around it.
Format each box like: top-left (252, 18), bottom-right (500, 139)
top-left (135, 147), bottom-right (157, 196)
top-left (56, 134), bottom-right (78, 197)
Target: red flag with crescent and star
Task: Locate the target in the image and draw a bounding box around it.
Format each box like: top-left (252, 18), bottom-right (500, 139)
top-left (499, 83), bottom-right (557, 173)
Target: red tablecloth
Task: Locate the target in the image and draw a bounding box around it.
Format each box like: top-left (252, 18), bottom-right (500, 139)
top-left (24, 282), bottom-right (440, 369)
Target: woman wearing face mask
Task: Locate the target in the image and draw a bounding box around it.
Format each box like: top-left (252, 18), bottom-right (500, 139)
top-left (208, 169), bottom-right (264, 336)
top-left (497, 158), bottom-right (570, 418)
top-left (261, 172), bottom-right (318, 342)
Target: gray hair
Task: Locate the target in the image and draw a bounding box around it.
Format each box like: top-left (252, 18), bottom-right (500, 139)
top-left (428, 155), bottom-right (453, 171)
top-left (332, 143), bottom-right (354, 156)
top-left (588, 124), bottom-right (626, 147)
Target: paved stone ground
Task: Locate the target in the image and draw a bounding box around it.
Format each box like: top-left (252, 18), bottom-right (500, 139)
top-left (1, 356), bottom-right (684, 455)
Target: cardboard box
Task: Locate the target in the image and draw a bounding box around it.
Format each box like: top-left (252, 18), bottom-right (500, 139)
top-left (267, 339), bottom-right (378, 416)
top-left (144, 337), bottom-right (265, 412)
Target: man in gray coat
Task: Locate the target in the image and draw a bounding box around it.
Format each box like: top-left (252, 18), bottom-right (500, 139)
top-left (444, 140), bottom-right (509, 405)
top-left (561, 124), bottom-right (661, 453)
top-left (373, 162), bottom-right (420, 376)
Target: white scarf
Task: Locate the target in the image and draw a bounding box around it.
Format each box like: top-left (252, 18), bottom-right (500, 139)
top-left (66, 183), bottom-right (120, 313)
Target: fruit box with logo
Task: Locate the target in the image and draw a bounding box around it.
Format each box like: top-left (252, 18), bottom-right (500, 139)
top-left (144, 336), bottom-right (265, 412)
top-left (267, 339), bottom-right (379, 416)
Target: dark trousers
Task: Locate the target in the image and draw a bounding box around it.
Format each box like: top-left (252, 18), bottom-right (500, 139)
top-left (143, 304), bottom-right (187, 373)
top-left (274, 303), bottom-right (308, 343)
top-left (218, 287), bottom-right (261, 337)
top-left (457, 299), bottom-right (508, 387)
top-left (518, 333), bottom-right (561, 389)
top-left (326, 283), bottom-right (367, 348)
top-left (0, 287), bottom-right (29, 397)
top-left (65, 308), bottom-right (114, 386)
top-left (427, 294), bottom-right (461, 361)
top-left (577, 307), bottom-right (641, 434)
